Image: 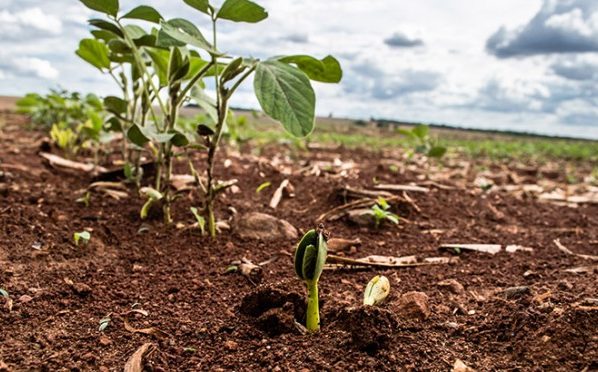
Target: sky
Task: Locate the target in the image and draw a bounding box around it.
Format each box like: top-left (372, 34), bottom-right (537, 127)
top-left (1, 0), bottom-right (598, 139)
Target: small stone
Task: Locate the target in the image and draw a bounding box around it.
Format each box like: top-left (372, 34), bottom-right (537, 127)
top-left (71, 283), bottom-right (92, 297)
top-left (18, 295), bottom-right (33, 303)
top-left (453, 359), bottom-right (475, 372)
top-left (235, 212), bottom-right (298, 241)
top-left (558, 280), bottom-right (573, 291)
top-left (437, 279), bottom-right (465, 295)
top-left (224, 340), bottom-right (238, 351)
top-left (99, 336), bottom-right (112, 346)
top-left (396, 291), bottom-right (430, 320)
top-left (501, 286), bottom-right (530, 299)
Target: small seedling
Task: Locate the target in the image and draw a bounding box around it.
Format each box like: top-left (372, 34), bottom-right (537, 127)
top-left (0, 288), bottom-right (8, 298)
top-left (74, 231), bottom-right (91, 245)
top-left (363, 275), bottom-right (390, 306)
top-left (190, 207), bottom-right (206, 235)
top-left (98, 315), bottom-right (111, 332)
top-left (139, 187), bottom-right (163, 220)
top-left (294, 228), bottom-right (328, 332)
top-left (255, 181), bottom-right (271, 194)
top-left (371, 197), bottom-right (399, 227)
top-left (398, 124), bottom-right (446, 159)
top-left (76, 191), bottom-right (91, 207)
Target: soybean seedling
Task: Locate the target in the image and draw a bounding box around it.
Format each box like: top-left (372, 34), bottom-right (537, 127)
top-left (190, 207), bottom-right (206, 235)
top-left (398, 124), bottom-right (447, 159)
top-left (294, 228), bottom-right (328, 332)
top-left (74, 231), bottom-right (91, 245)
top-left (363, 275), bottom-right (390, 306)
top-left (371, 197), bottom-right (399, 228)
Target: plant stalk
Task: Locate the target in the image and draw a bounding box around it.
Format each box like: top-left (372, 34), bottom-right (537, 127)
top-left (306, 280), bottom-right (320, 332)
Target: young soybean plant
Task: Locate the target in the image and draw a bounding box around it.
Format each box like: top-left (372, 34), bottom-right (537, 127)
top-left (294, 229), bottom-right (328, 332)
top-left (161, 0), bottom-right (343, 236)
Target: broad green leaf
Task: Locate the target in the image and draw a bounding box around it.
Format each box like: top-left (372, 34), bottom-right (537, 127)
top-left (278, 55), bottom-right (342, 83)
top-left (80, 0), bottom-right (119, 17)
top-left (122, 5), bottom-right (163, 23)
top-left (134, 34), bottom-right (157, 48)
top-left (91, 30), bottom-right (118, 42)
top-left (412, 124), bottom-right (429, 140)
top-left (76, 39), bottom-right (111, 70)
top-left (183, 0), bottom-right (210, 14)
top-left (105, 117), bottom-right (122, 132)
top-left (184, 55), bottom-right (210, 80)
top-left (146, 48), bottom-right (169, 86)
top-left (217, 0), bottom-right (267, 23)
top-left (160, 19), bottom-right (216, 53)
top-left (127, 124), bottom-right (150, 146)
top-left (294, 229), bottom-right (317, 280)
top-left (107, 38), bottom-right (131, 54)
top-left (302, 244), bottom-right (317, 280)
top-left (254, 60), bottom-right (315, 137)
top-left (123, 25), bottom-right (146, 40)
top-left (428, 146), bottom-right (447, 158)
top-left (170, 130), bottom-right (189, 146)
top-left (103, 96), bottom-right (127, 115)
top-left (313, 232), bottom-right (327, 281)
top-left (89, 19), bottom-right (123, 38)
top-left (127, 123), bottom-right (176, 146)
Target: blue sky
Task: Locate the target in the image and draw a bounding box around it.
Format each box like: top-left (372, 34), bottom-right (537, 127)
top-left (1, 0), bottom-right (598, 139)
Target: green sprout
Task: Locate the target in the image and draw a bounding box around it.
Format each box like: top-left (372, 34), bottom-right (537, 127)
top-left (294, 228), bottom-right (328, 332)
top-left (190, 207), bottom-right (206, 235)
top-left (139, 187), bottom-right (163, 220)
top-left (255, 181), bottom-right (271, 194)
top-left (363, 275), bottom-right (390, 306)
top-left (398, 124), bottom-right (447, 159)
top-left (76, 191), bottom-right (91, 207)
top-left (74, 231), bottom-right (91, 245)
top-left (371, 197), bottom-right (399, 228)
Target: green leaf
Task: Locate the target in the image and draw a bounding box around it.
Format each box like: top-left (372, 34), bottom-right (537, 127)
top-left (183, 0), bottom-right (210, 14)
top-left (302, 244), bottom-right (317, 280)
top-left (278, 55), bottom-right (342, 83)
top-left (313, 232), bottom-right (327, 281)
top-left (127, 124), bottom-right (150, 146)
top-left (428, 146), bottom-right (447, 158)
top-left (190, 207), bottom-right (206, 235)
top-left (160, 19), bottom-right (216, 53)
top-left (122, 5), bottom-right (163, 23)
top-left (103, 96), bottom-right (127, 115)
top-left (217, 0), bottom-right (268, 23)
top-left (89, 19), bottom-right (123, 37)
top-left (170, 130), bottom-right (190, 147)
top-left (168, 47), bottom-right (190, 83)
top-left (91, 30), bottom-right (118, 42)
top-left (146, 48), bottom-right (169, 86)
top-left (80, 0), bottom-right (119, 17)
top-left (294, 229), bottom-right (317, 280)
top-left (0, 288), bottom-right (8, 298)
top-left (73, 231), bottom-right (91, 246)
top-left (107, 38), bottom-right (131, 54)
top-left (254, 61), bottom-right (315, 137)
top-left (412, 124), bottom-right (429, 140)
top-left (123, 25), bottom-right (146, 40)
top-left (76, 39), bottom-right (111, 70)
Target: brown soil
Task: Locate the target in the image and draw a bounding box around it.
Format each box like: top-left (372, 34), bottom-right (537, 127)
top-left (0, 112), bottom-right (597, 371)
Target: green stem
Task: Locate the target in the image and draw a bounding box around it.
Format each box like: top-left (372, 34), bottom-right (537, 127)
top-left (306, 280), bottom-right (320, 332)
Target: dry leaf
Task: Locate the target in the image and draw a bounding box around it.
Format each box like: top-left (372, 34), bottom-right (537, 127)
top-left (40, 152), bottom-right (107, 173)
top-left (124, 343), bottom-right (155, 372)
top-left (554, 239), bottom-right (598, 261)
top-left (440, 244), bottom-right (502, 255)
top-left (123, 321), bottom-right (168, 338)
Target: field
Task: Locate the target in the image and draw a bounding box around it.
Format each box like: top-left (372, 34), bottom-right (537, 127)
top-left (1, 99), bottom-right (597, 370)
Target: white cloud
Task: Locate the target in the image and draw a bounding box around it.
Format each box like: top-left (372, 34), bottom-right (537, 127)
top-left (12, 57), bottom-right (59, 79)
top-left (0, 7), bottom-right (62, 36)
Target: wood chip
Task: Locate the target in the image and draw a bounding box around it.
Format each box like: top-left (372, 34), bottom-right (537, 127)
top-left (124, 343), bottom-right (155, 372)
top-left (123, 321), bottom-right (169, 338)
top-left (440, 244), bottom-right (502, 255)
top-left (564, 265), bottom-right (598, 274)
top-left (326, 254), bottom-right (455, 269)
top-left (505, 245), bottom-right (534, 253)
top-left (39, 152), bottom-right (107, 173)
top-left (554, 239), bottom-right (598, 261)
top-left (269, 179), bottom-right (293, 209)
top-left (327, 238), bottom-right (362, 252)
top-left (374, 184), bottom-right (430, 193)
